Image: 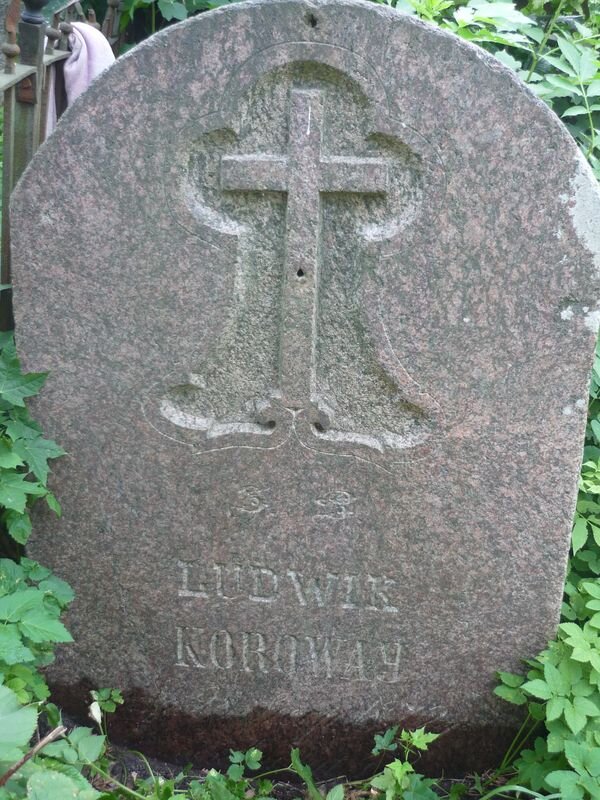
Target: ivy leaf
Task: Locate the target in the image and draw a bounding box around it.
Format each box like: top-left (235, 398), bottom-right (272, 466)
top-left (13, 436), bottom-right (65, 484)
top-left (19, 610), bottom-right (73, 644)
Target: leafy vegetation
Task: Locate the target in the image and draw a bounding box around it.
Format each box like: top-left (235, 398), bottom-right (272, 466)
top-left (2, 0), bottom-right (600, 797)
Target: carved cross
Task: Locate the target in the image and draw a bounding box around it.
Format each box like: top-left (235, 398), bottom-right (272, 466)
top-left (221, 88), bottom-right (389, 412)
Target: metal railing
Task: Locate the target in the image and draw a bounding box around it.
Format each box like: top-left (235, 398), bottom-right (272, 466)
top-left (0, 0), bottom-right (121, 328)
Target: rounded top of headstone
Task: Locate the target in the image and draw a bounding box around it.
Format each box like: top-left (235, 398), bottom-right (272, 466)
top-left (9, 0), bottom-right (600, 772)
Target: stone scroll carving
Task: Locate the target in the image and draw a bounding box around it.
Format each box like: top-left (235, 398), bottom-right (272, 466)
top-left (148, 46), bottom-right (446, 467)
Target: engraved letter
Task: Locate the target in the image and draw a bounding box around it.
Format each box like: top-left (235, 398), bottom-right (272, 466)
top-left (341, 640), bottom-right (368, 682)
top-left (210, 630), bottom-right (234, 669)
top-left (341, 574), bottom-right (360, 610)
top-left (305, 636), bottom-right (340, 678)
top-left (249, 567), bottom-right (278, 603)
top-left (273, 634), bottom-right (298, 675)
top-left (367, 575), bottom-right (399, 614)
top-left (178, 560), bottom-right (208, 599)
top-left (242, 631), bottom-right (268, 673)
top-left (176, 626), bottom-right (206, 668)
top-left (287, 571), bottom-right (338, 607)
top-left (378, 641), bottom-right (402, 683)
top-left (214, 564), bottom-right (241, 600)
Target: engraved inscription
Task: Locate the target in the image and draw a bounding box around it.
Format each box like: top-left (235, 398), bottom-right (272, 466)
top-left (231, 486), bottom-right (268, 516)
top-left (177, 560), bottom-right (399, 613)
top-left (156, 58), bottom-right (445, 464)
top-left (314, 490), bottom-right (356, 520)
top-left (176, 626), bottom-right (401, 682)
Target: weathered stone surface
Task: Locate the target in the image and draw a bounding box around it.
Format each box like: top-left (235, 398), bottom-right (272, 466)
top-left (11, 0), bottom-right (600, 773)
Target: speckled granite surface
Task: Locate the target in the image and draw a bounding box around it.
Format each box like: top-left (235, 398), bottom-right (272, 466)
top-left (10, 0), bottom-right (600, 773)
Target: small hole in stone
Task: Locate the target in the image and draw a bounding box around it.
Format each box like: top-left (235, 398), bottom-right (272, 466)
top-left (314, 422), bottom-right (325, 432)
top-left (306, 12), bottom-right (318, 27)
top-left (265, 420), bottom-right (276, 430)
top-left (297, 269), bottom-right (305, 278)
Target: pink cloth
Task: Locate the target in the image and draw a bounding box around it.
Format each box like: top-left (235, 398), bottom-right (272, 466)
top-left (64, 22), bottom-right (115, 105)
top-left (46, 22), bottom-right (115, 135)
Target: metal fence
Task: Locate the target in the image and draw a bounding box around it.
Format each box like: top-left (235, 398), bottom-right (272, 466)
top-left (0, 0), bottom-right (121, 328)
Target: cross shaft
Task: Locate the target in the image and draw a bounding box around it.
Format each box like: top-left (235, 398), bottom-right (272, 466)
top-left (221, 88), bottom-right (388, 410)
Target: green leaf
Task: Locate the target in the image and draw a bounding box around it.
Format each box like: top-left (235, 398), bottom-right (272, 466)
top-left (0, 588), bottom-right (44, 622)
top-left (157, 0), bottom-right (188, 19)
top-left (494, 684), bottom-right (527, 704)
top-left (0, 684), bottom-right (37, 747)
top-left (4, 415), bottom-right (42, 442)
top-left (38, 576), bottom-right (75, 606)
top-left (563, 106), bottom-right (592, 118)
top-left (546, 75), bottom-right (583, 96)
top-left (75, 731), bottom-right (106, 763)
top-left (45, 493), bottom-right (61, 516)
top-left (497, 671), bottom-right (524, 688)
top-left (573, 516), bottom-right (589, 553)
top-left (579, 49), bottom-right (598, 82)
top-left (0, 471), bottom-right (45, 514)
top-left (573, 695), bottom-right (600, 716)
top-left (13, 436), bottom-right (65, 484)
top-left (326, 786), bottom-right (344, 800)
top-left (521, 678), bottom-right (552, 700)
top-left (0, 440), bottom-right (23, 469)
top-left (290, 748), bottom-right (322, 800)
top-left (547, 696), bottom-right (566, 722)
top-left (564, 699), bottom-right (587, 734)
top-left (19, 610), bottom-right (73, 644)
top-left (0, 624), bottom-right (35, 664)
top-left (26, 770), bottom-right (98, 800)
top-left (0, 357), bottom-right (46, 408)
top-left (545, 770), bottom-right (585, 800)
top-left (244, 746), bottom-right (262, 770)
top-left (544, 662), bottom-right (569, 695)
top-left (556, 36), bottom-right (582, 76)
top-left (5, 510), bottom-right (32, 545)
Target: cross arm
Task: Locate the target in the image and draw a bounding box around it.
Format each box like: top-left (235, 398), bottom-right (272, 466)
top-left (319, 157), bottom-right (388, 194)
top-left (221, 154), bottom-right (288, 193)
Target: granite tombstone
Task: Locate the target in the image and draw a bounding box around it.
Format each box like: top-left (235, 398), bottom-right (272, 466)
top-left (11, 0), bottom-right (600, 773)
